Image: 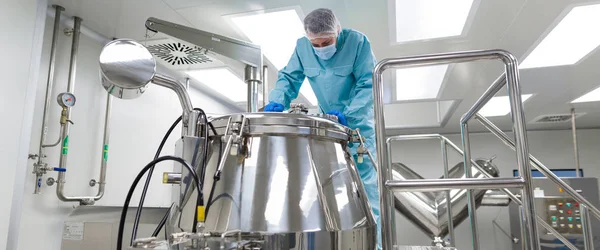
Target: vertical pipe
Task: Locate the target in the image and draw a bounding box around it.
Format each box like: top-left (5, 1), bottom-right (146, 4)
top-left (504, 54), bottom-right (540, 250)
top-left (34, 4), bottom-right (64, 194)
top-left (56, 16), bottom-right (82, 200)
top-left (262, 65), bottom-right (268, 107)
top-left (441, 140), bottom-right (455, 247)
top-left (581, 205), bottom-right (594, 250)
top-left (96, 94), bottom-right (111, 198)
top-left (460, 122), bottom-right (480, 250)
top-left (245, 65), bottom-right (260, 112)
top-left (373, 65), bottom-right (394, 250)
top-left (571, 108), bottom-right (581, 177)
top-left (185, 77), bottom-right (190, 90)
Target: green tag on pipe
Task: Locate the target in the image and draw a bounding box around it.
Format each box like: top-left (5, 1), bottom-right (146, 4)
top-left (103, 144), bottom-right (108, 161)
top-left (62, 135), bottom-right (69, 155)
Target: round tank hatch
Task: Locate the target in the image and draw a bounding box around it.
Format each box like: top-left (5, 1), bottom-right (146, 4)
top-left (99, 39), bottom-right (156, 99)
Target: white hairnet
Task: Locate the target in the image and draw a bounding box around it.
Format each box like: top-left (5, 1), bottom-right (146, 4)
top-left (304, 8), bottom-right (341, 40)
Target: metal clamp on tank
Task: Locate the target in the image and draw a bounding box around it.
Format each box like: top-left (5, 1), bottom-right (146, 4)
top-left (288, 103), bottom-right (309, 114)
top-left (214, 114), bottom-right (248, 180)
top-left (351, 128), bottom-right (377, 167)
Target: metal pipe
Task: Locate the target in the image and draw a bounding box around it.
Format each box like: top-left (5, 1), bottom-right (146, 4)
top-left (34, 4), bottom-right (64, 194)
top-left (441, 140), bottom-right (455, 247)
top-left (581, 206), bottom-right (594, 250)
top-left (386, 134), bottom-right (577, 248)
top-left (571, 108), bottom-right (581, 177)
top-left (460, 122), bottom-right (480, 249)
top-left (56, 18), bottom-right (110, 203)
top-left (46, 6), bottom-right (111, 45)
top-left (385, 177), bottom-right (525, 192)
top-left (536, 214), bottom-right (578, 250)
top-left (153, 74), bottom-right (194, 115)
top-left (245, 65), bottom-right (260, 112)
top-left (373, 50), bottom-right (539, 250)
top-left (475, 113), bottom-right (600, 219)
top-left (56, 16), bottom-right (82, 201)
top-left (461, 74), bottom-right (507, 123)
top-left (262, 65), bottom-right (268, 107)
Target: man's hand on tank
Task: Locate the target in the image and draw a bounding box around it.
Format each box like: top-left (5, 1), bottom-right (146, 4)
top-left (326, 110), bottom-right (348, 126)
top-left (264, 102), bottom-right (284, 112)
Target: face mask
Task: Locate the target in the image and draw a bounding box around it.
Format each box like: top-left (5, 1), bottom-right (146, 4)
top-left (313, 43), bottom-right (337, 60)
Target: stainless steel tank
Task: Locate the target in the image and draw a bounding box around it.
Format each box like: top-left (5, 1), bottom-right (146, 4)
top-left (173, 113), bottom-right (377, 250)
top-left (392, 160), bottom-right (499, 239)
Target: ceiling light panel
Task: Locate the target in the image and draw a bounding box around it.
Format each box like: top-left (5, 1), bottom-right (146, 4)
top-left (479, 94), bottom-right (533, 117)
top-left (231, 9), bottom-right (319, 106)
top-left (231, 9), bottom-right (304, 69)
top-left (520, 4), bottom-right (600, 69)
top-left (395, 0), bottom-right (474, 42)
top-left (187, 68), bottom-right (246, 102)
top-left (396, 64), bottom-right (449, 101)
top-left (572, 85), bottom-right (600, 103)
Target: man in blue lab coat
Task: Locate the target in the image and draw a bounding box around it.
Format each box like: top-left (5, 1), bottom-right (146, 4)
top-left (264, 8), bottom-right (381, 249)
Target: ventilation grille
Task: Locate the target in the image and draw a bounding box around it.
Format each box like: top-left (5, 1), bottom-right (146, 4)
top-left (531, 113), bottom-right (586, 124)
top-left (147, 42), bottom-right (212, 66)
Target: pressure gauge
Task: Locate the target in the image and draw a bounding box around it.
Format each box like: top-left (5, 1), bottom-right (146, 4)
top-left (57, 92), bottom-right (76, 108)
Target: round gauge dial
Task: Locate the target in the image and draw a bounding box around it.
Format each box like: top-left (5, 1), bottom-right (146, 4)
top-left (57, 92), bottom-right (76, 107)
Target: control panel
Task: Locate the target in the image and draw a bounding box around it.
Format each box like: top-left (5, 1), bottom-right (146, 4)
top-left (545, 198), bottom-right (582, 234)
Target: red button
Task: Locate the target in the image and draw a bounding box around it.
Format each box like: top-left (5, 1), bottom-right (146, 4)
top-left (568, 210), bottom-right (573, 215)
top-left (576, 203), bottom-right (579, 207)
top-left (558, 203), bottom-right (564, 206)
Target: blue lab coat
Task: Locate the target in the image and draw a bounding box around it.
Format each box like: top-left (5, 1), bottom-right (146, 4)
top-left (269, 28), bottom-right (381, 248)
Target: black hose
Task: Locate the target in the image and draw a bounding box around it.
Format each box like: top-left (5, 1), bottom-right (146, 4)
top-left (117, 156), bottom-right (201, 250)
top-left (130, 116), bottom-right (182, 245)
top-left (149, 111), bottom-right (220, 238)
top-left (151, 206), bottom-right (172, 237)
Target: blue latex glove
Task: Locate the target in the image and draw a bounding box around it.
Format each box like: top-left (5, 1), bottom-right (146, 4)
top-left (264, 102), bottom-right (284, 112)
top-left (326, 110), bottom-right (348, 126)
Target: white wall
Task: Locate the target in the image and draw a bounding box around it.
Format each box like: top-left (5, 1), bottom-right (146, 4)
top-left (8, 10), bottom-right (238, 250)
top-left (390, 129), bottom-right (600, 250)
top-left (0, 0), bottom-right (46, 249)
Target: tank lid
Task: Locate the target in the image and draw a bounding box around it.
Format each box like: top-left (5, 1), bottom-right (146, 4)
top-left (209, 113), bottom-right (352, 140)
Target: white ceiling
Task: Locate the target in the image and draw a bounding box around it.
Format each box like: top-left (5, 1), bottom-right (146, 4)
top-left (50, 0), bottom-right (600, 134)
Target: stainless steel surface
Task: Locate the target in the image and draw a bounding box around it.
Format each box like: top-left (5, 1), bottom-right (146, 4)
top-left (581, 206), bottom-right (595, 250)
top-left (177, 227), bottom-right (376, 250)
top-left (245, 65), bottom-right (260, 112)
top-left (387, 177), bottom-right (524, 191)
top-left (481, 190), bottom-right (512, 206)
top-left (145, 17), bottom-right (262, 68)
top-left (475, 113), bottom-right (600, 220)
top-left (34, 4), bottom-right (64, 194)
top-left (56, 92), bottom-right (111, 203)
top-left (173, 136), bottom-right (211, 232)
top-left (60, 206), bottom-right (167, 250)
top-left (460, 122), bottom-right (480, 249)
top-left (571, 108), bottom-right (581, 178)
top-left (508, 178), bottom-right (600, 250)
top-left (391, 160), bottom-right (499, 239)
top-left (46, 7), bottom-right (111, 45)
top-left (441, 141), bottom-right (454, 247)
top-left (395, 247), bottom-right (457, 250)
top-left (373, 50), bottom-right (540, 250)
top-left (170, 113), bottom-right (376, 249)
top-left (99, 39), bottom-right (197, 135)
top-left (163, 172), bottom-right (182, 184)
top-left (262, 65), bottom-right (268, 107)
top-left (99, 39), bottom-right (155, 100)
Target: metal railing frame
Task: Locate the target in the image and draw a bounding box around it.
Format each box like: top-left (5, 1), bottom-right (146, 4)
top-left (386, 134), bottom-right (579, 250)
top-left (372, 49), bottom-right (600, 250)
